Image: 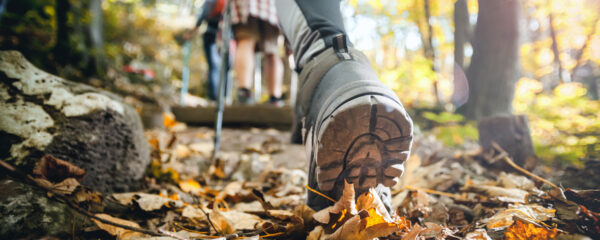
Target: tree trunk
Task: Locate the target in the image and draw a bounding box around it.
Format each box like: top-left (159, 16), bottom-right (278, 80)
top-left (453, 0), bottom-right (469, 68)
top-left (478, 114), bottom-right (536, 169)
top-left (452, 0), bottom-right (470, 107)
top-left (549, 11), bottom-right (564, 83)
top-left (89, 0), bottom-right (105, 76)
top-left (460, 0), bottom-right (520, 121)
top-left (54, 0), bottom-right (70, 66)
top-left (423, 0), bottom-right (441, 104)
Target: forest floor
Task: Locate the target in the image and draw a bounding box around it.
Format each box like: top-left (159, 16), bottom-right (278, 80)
top-left (15, 123), bottom-right (600, 239)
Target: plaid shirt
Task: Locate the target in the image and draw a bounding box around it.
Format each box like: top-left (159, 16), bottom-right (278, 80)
top-left (230, 0), bottom-right (278, 27)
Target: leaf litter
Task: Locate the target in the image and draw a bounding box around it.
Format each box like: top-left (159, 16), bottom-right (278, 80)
top-left (4, 124), bottom-right (600, 240)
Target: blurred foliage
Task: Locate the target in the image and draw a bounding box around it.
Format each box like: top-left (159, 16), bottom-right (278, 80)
top-left (514, 78), bottom-right (600, 165)
top-left (421, 111), bottom-right (478, 147)
top-left (349, 0), bottom-right (600, 165)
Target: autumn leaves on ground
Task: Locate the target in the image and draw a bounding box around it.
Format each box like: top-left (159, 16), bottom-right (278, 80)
top-left (4, 115), bottom-right (597, 240)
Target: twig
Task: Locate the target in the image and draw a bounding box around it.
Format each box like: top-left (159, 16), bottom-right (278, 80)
top-left (198, 204), bottom-right (219, 235)
top-left (0, 159), bottom-right (166, 237)
top-left (305, 184), bottom-right (335, 203)
top-left (502, 156), bottom-right (560, 190)
top-left (400, 185), bottom-right (466, 200)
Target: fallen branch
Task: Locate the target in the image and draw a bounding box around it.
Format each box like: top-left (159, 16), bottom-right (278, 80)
top-left (502, 156), bottom-right (560, 190)
top-left (399, 185), bottom-right (466, 200)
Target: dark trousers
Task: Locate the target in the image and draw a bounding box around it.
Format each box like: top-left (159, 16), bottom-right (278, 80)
top-left (203, 32), bottom-right (220, 100)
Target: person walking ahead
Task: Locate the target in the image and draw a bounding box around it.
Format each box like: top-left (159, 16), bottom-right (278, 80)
top-left (230, 0), bottom-right (283, 105)
top-left (274, 0), bottom-right (414, 212)
top-left (185, 0), bottom-right (227, 101)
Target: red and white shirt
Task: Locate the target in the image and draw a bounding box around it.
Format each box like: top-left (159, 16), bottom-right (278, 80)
top-left (230, 0), bottom-right (278, 27)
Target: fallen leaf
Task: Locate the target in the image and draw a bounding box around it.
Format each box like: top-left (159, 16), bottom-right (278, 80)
top-left (403, 223), bottom-right (424, 240)
top-left (486, 204), bottom-right (555, 229)
top-left (504, 221), bottom-right (558, 240)
top-left (33, 155), bottom-right (85, 182)
top-left (181, 205), bottom-right (207, 220)
top-left (463, 183), bottom-right (529, 203)
top-left (267, 209), bottom-right (295, 220)
top-left (306, 226), bottom-right (325, 240)
top-left (210, 208), bottom-right (235, 234)
top-left (112, 193), bottom-right (183, 211)
top-left (51, 178), bottom-right (80, 195)
top-left (92, 213), bottom-right (144, 239)
top-left (465, 229), bottom-right (492, 240)
top-left (174, 144), bottom-right (191, 158)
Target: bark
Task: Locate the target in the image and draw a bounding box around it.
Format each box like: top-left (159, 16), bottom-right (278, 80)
top-left (460, 0), bottom-right (520, 121)
top-left (452, 0), bottom-right (470, 107)
top-left (423, 0), bottom-right (441, 104)
top-left (478, 115), bottom-right (536, 169)
top-left (570, 15), bottom-right (600, 81)
top-left (89, 0), bottom-right (105, 76)
top-left (549, 11), bottom-right (564, 83)
top-left (453, 0), bottom-right (469, 68)
top-left (54, 0), bottom-right (71, 66)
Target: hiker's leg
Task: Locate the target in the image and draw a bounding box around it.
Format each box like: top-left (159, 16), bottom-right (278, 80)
top-left (233, 18), bottom-right (260, 100)
top-left (203, 32), bottom-right (220, 100)
top-left (275, 0), bottom-right (413, 211)
top-left (261, 23), bottom-right (283, 101)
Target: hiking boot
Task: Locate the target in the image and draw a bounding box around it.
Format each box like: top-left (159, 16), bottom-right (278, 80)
top-left (237, 88), bottom-right (254, 105)
top-left (267, 95), bottom-right (285, 107)
top-left (305, 60), bottom-right (413, 212)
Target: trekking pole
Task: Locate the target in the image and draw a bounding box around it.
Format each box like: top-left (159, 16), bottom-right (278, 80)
top-left (211, 0), bottom-right (231, 160)
top-left (180, 41), bottom-right (191, 106)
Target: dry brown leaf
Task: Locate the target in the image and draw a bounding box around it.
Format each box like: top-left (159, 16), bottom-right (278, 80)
top-left (313, 182), bottom-right (410, 239)
top-left (51, 177), bottom-right (80, 195)
top-left (402, 223), bottom-right (424, 240)
top-left (112, 193), bottom-right (183, 211)
top-left (464, 184), bottom-right (529, 203)
top-left (356, 188), bottom-right (392, 221)
top-left (220, 210), bottom-right (263, 231)
top-left (174, 144), bottom-right (191, 158)
top-left (314, 181), bottom-right (357, 224)
top-left (179, 179), bottom-right (203, 195)
top-left (189, 141), bottom-right (214, 156)
top-left (210, 208), bottom-right (235, 234)
top-left (181, 205), bottom-right (207, 220)
top-left (306, 226), bottom-right (325, 240)
top-left (33, 155), bottom-right (86, 182)
top-left (92, 213), bottom-right (144, 239)
top-left (504, 221), bottom-right (558, 240)
top-left (163, 112), bottom-right (177, 128)
top-left (486, 204), bottom-right (555, 229)
top-left (267, 209), bottom-right (295, 220)
top-left (465, 229), bottom-right (492, 240)
top-left (233, 201), bottom-right (264, 212)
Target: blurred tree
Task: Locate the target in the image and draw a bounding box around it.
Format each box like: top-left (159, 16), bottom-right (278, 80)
top-left (89, 0), bottom-right (105, 76)
top-left (453, 0), bottom-right (469, 69)
top-left (460, 0), bottom-right (520, 121)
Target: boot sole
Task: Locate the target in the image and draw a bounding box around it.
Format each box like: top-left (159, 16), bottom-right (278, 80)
top-left (314, 95), bottom-right (413, 192)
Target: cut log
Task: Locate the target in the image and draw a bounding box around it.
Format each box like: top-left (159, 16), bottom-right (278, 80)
top-left (478, 114), bottom-right (536, 168)
top-left (0, 50), bottom-right (150, 193)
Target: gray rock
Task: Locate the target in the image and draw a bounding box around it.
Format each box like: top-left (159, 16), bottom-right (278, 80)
top-left (0, 50), bottom-right (150, 193)
top-left (0, 179), bottom-right (86, 238)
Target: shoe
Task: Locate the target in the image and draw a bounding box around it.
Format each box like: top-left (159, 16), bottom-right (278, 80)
top-left (237, 88), bottom-right (254, 105)
top-left (305, 60), bottom-right (413, 212)
top-left (267, 95), bottom-right (285, 107)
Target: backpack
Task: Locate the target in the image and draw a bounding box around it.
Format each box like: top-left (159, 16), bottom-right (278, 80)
top-left (207, 0), bottom-right (226, 19)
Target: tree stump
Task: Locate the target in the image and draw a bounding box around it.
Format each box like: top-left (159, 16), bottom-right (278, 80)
top-left (478, 114), bottom-right (536, 168)
top-left (0, 50), bottom-right (150, 193)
